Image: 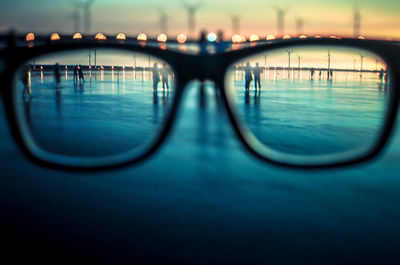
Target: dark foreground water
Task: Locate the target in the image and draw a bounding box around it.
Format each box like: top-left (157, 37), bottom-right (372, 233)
top-left (1, 75), bottom-right (400, 264)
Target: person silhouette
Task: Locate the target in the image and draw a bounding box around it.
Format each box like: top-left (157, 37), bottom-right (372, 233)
top-left (253, 62), bottom-right (262, 90)
top-left (161, 63), bottom-right (169, 90)
top-left (245, 88), bottom-right (250, 105)
top-left (379, 68), bottom-right (385, 81)
top-left (22, 66), bottom-right (32, 98)
top-left (78, 65), bottom-right (85, 83)
top-left (73, 65), bottom-right (78, 83)
top-left (254, 87), bottom-right (261, 106)
top-left (152, 62), bottom-right (160, 90)
top-left (199, 30), bottom-right (208, 54)
top-left (215, 30), bottom-right (229, 53)
top-left (54, 63), bottom-right (61, 89)
top-left (244, 62), bottom-right (253, 90)
top-left (310, 68), bottom-right (315, 80)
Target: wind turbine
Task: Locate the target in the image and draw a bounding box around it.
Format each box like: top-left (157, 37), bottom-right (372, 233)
top-left (82, 0), bottom-right (95, 35)
top-left (132, 54), bottom-right (137, 79)
top-left (297, 55), bottom-right (302, 79)
top-left (360, 54), bottom-right (364, 77)
top-left (286, 49), bottom-right (292, 69)
top-left (159, 10), bottom-right (168, 34)
top-left (327, 50), bottom-right (331, 80)
top-left (297, 55), bottom-right (301, 69)
top-left (274, 6), bottom-right (288, 37)
top-left (296, 17), bottom-right (303, 36)
top-left (354, 6), bottom-right (361, 38)
top-left (87, 51), bottom-right (92, 68)
top-left (286, 49), bottom-right (292, 79)
top-left (183, 2), bottom-right (201, 36)
top-left (67, 1), bottom-right (82, 33)
top-left (231, 15), bottom-right (240, 34)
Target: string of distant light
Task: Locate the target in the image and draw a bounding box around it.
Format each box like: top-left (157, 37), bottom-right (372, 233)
top-left (25, 32), bottom-right (375, 44)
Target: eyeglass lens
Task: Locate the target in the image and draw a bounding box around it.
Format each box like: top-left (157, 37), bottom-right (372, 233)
top-left (14, 49), bottom-right (175, 159)
top-left (225, 45), bottom-right (390, 164)
top-left (13, 45), bottom-right (391, 165)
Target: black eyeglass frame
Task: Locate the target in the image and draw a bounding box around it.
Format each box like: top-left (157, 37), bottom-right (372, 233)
top-left (1, 37), bottom-right (399, 171)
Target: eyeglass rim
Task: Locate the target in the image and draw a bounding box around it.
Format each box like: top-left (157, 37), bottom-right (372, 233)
top-left (1, 38), bottom-right (399, 171)
top-left (220, 40), bottom-right (400, 169)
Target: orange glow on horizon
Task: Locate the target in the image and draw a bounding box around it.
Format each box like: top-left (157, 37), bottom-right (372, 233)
top-left (232, 34), bottom-right (242, 43)
top-left (266, 35), bottom-right (276, 41)
top-left (50, 33), bottom-right (60, 41)
top-left (178, 44), bottom-right (187, 52)
top-left (137, 33), bottom-right (147, 41)
top-left (249, 34), bottom-right (259, 42)
top-left (73, 33), bottom-right (83, 39)
top-left (177, 33), bottom-right (187, 44)
top-left (240, 46), bottom-right (386, 72)
top-left (299, 35), bottom-right (308, 39)
top-left (26, 33), bottom-right (35, 42)
top-left (116, 33), bottom-right (126, 40)
top-left (95, 33), bottom-right (107, 40)
top-left (283, 35), bottom-right (292, 39)
top-left (157, 33), bottom-right (167, 42)
top-left (232, 43), bottom-right (242, 50)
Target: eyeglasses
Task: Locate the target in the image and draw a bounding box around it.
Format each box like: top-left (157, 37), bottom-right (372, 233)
top-left (1, 35), bottom-right (399, 170)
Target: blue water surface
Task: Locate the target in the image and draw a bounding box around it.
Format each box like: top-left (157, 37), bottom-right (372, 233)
top-left (2, 76), bottom-right (400, 264)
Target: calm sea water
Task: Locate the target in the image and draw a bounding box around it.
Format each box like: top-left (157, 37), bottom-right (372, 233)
top-left (227, 70), bottom-right (387, 156)
top-left (4, 69), bottom-right (400, 264)
top-left (17, 69), bottom-right (388, 160)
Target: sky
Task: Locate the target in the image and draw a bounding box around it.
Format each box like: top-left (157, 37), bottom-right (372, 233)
top-left (1, 0), bottom-right (400, 39)
top-left (244, 47), bottom-right (385, 70)
top-left (31, 49), bottom-right (166, 68)
top-left (31, 46), bottom-right (384, 73)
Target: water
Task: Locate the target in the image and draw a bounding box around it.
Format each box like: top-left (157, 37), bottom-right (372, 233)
top-left (17, 69), bottom-right (388, 166)
top-left (227, 70), bottom-right (387, 159)
top-left (2, 77), bottom-right (400, 264)
top-left (18, 70), bottom-right (174, 157)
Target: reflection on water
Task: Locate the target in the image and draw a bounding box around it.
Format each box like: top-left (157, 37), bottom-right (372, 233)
top-left (227, 68), bottom-right (388, 157)
top-left (225, 44), bottom-right (390, 160)
top-left (15, 45), bottom-right (392, 162)
top-left (20, 65), bottom-right (389, 160)
top-left (16, 69), bottom-right (174, 158)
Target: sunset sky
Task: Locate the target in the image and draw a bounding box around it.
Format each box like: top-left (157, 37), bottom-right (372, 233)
top-left (32, 47), bottom-right (384, 72)
top-left (1, 0), bottom-right (399, 39)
